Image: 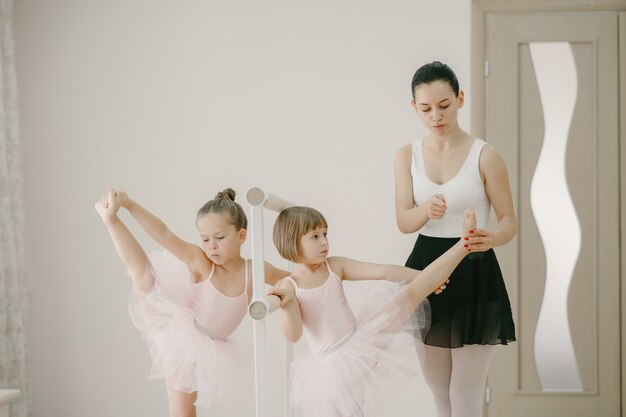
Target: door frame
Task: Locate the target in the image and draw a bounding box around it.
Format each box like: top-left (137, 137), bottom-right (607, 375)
top-left (618, 12), bottom-right (626, 417)
top-left (471, 1), bottom-right (626, 416)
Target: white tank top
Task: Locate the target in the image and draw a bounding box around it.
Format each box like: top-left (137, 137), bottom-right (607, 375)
top-left (411, 138), bottom-right (491, 238)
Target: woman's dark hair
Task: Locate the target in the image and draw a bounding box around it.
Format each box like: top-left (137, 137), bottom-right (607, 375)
top-left (196, 188), bottom-right (247, 230)
top-left (411, 61), bottom-right (459, 98)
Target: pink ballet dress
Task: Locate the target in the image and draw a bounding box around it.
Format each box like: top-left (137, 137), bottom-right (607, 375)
top-left (128, 250), bottom-right (252, 410)
top-left (286, 261), bottom-right (421, 417)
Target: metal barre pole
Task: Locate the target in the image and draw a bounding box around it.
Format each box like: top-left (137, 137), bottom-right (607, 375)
top-left (248, 294), bottom-right (280, 320)
top-left (247, 186), bottom-right (294, 212)
top-left (246, 186), bottom-right (294, 321)
top-left (249, 203), bottom-right (269, 417)
top-left (246, 187), bottom-right (295, 417)
top-left (282, 261), bottom-right (294, 417)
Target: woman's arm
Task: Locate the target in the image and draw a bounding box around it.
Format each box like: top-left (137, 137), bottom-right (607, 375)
top-left (468, 145), bottom-right (517, 251)
top-left (267, 279), bottom-right (303, 343)
top-left (394, 144), bottom-right (445, 233)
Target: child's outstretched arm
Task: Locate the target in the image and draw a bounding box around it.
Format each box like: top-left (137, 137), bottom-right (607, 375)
top-left (263, 261), bottom-right (292, 286)
top-left (95, 189), bottom-right (154, 293)
top-left (267, 279), bottom-right (302, 343)
top-left (330, 257), bottom-right (449, 294)
top-left (115, 190), bottom-right (205, 266)
top-left (330, 257), bottom-right (418, 284)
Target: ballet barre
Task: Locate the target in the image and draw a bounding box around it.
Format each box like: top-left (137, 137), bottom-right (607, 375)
top-left (248, 293), bottom-right (281, 320)
top-left (246, 186), bottom-right (294, 417)
top-left (0, 390), bottom-right (20, 417)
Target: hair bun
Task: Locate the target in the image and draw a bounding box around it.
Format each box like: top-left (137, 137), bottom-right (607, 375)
top-left (215, 188), bottom-right (236, 201)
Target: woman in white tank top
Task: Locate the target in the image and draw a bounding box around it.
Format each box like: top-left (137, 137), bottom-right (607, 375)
top-left (394, 61), bottom-right (517, 417)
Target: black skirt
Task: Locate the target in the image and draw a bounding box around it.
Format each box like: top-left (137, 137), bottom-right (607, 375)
top-left (406, 234), bottom-right (516, 348)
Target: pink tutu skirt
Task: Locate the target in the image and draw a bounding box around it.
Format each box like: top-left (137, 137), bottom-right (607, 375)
top-left (290, 283), bottom-right (428, 417)
top-left (128, 250), bottom-right (253, 410)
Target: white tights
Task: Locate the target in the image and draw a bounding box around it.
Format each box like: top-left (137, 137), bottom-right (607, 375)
top-left (416, 344), bottom-right (495, 417)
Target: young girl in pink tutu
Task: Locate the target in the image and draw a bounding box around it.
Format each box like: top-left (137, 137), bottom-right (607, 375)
top-left (95, 187), bottom-right (289, 417)
top-left (268, 206), bottom-right (476, 417)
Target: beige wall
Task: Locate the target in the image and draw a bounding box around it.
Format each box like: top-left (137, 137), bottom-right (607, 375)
top-left (15, 1), bottom-right (471, 416)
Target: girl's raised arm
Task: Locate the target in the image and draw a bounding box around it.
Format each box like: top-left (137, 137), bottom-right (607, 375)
top-left (118, 190), bottom-right (206, 266)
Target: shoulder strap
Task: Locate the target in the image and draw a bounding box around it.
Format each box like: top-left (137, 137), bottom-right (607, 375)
top-left (284, 275), bottom-right (299, 289)
top-left (413, 138), bottom-right (429, 178)
top-left (324, 260), bottom-right (336, 276)
top-left (243, 260), bottom-right (249, 294)
top-left (467, 138), bottom-right (487, 174)
top-left (207, 262), bottom-right (216, 280)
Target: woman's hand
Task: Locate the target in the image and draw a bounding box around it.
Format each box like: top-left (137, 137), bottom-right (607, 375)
top-left (465, 228), bottom-right (496, 252)
top-left (427, 194), bottom-right (447, 220)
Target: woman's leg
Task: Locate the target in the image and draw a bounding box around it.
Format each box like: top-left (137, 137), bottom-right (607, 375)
top-left (449, 345), bottom-right (495, 417)
top-left (416, 344), bottom-right (453, 417)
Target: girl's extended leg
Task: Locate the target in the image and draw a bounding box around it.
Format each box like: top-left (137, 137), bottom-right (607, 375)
top-left (449, 345), bottom-right (495, 417)
top-left (166, 377), bottom-right (198, 417)
top-left (404, 210), bottom-right (476, 309)
top-left (96, 190), bottom-right (155, 293)
top-left (415, 344), bottom-right (452, 417)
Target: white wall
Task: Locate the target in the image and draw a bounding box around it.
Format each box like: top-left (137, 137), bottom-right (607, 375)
top-left (15, 1), bottom-right (471, 416)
